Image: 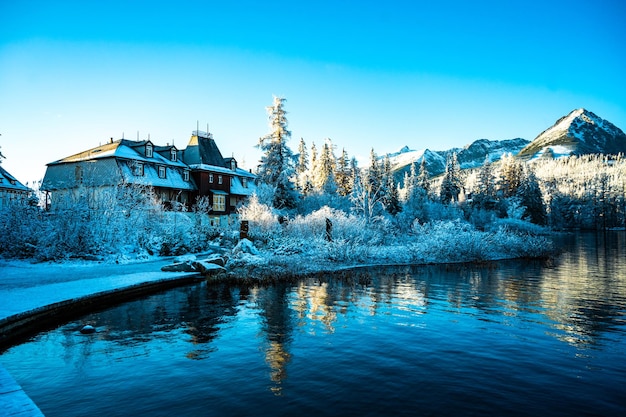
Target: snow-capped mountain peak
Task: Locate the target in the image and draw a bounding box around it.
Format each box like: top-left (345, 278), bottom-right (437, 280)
top-left (518, 108), bottom-right (626, 159)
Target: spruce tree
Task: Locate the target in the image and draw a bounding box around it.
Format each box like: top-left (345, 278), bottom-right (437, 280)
top-left (416, 157), bottom-right (430, 195)
top-left (256, 96), bottom-right (298, 209)
top-left (440, 152), bottom-right (462, 204)
top-left (296, 138), bottom-right (308, 175)
top-left (335, 148), bottom-right (353, 196)
top-left (517, 166), bottom-right (546, 224)
top-left (498, 153), bottom-right (523, 198)
top-left (474, 156), bottom-right (496, 207)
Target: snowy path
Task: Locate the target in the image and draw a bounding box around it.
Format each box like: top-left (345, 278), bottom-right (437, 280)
top-left (0, 258), bottom-right (198, 321)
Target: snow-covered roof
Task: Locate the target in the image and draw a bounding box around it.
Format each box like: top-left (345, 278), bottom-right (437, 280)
top-left (230, 176), bottom-right (256, 196)
top-left (188, 164), bottom-right (257, 179)
top-left (118, 161), bottom-right (196, 190)
top-left (0, 165), bottom-right (30, 192)
top-left (48, 140), bottom-right (188, 169)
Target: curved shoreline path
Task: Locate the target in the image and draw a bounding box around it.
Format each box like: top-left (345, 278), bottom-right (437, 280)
top-left (0, 257), bottom-right (203, 416)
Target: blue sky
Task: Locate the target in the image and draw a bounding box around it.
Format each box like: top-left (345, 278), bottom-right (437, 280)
top-left (1, 0), bottom-right (625, 185)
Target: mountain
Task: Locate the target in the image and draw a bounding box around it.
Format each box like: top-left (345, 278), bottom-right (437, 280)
top-left (517, 108), bottom-right (626, 160)
top-left (450, 138), bottom-right (530, 169)
top-left (388, 138), bottom-right (529, 181)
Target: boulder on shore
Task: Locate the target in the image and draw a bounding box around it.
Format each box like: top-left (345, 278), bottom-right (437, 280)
top-left (192, 260), bottom-right (227, 275)
top-left (161, 260), bottom-right (197, 272)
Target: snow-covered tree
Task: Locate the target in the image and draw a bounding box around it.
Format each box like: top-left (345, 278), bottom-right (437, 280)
top-left (497, 153), bottom-right (523, 198)
top-left (381, 155), bottom-right (401, 215)
top-left (256, 96), bottom-right (298, 209)
top-left (335, 148), bottom-right (353, 196)
top-left (313, 139), bottom-right (337, 194)
top-left (366, 148), bottom-right (382, 195)
top-left (296, 138), bottom-right (308, 175)
top-left (472, 156), bottom-right (496, 207)
top-left (517, 166), bottom-right (546, 224)
top-left (295, 138), bottom-right (311, 194)
top-left (440, 152), bottom-right (462, 204)
top-left (416, 158), bottom-right (430, 195)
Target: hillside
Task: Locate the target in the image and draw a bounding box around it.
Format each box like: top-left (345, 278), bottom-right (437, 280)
top-left (388, 138), bottom-right (529, 181)
top-left (517, 108), bottom-right (626, 160)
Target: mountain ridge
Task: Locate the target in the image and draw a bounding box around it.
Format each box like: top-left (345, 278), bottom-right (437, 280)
top-left (386, 108), bottom-right (625, 182)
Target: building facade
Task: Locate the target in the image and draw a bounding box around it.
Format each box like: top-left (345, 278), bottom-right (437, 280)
top-left (0, 164), bottom-right (31, 209)
top-left (41, 132), bottom-right (256, 226)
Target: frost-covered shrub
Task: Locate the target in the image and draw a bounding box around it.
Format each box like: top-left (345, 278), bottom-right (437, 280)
top-left (0, 204), bottom-right (43, 258)
top-left (486, 218), bottom-right (548, 236)
top-left (466, 207), bottom-right (496, 230)
top-left (426, 201), bottom-right (464, 222)
top-left (237, 194), bottom-right (280, 242)
top-left (411, 219), bottom-right (489, 262)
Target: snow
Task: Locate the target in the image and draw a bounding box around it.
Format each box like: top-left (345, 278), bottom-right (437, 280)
top-left (389, 148), bottom-right (426, 169)
top-left (0, 258), bottom-right (199, 321)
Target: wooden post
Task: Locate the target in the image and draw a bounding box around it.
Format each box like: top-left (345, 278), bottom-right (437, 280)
top-left (240, 220), bottom-right (249, 240)
top-left (325, 218), bottom-right (333, 242)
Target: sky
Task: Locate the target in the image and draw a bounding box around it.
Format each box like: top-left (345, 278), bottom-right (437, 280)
top-left (1, 0), bottom-right (625, 186)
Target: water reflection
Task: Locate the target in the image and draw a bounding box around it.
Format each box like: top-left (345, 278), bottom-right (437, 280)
top-left (84, 233), bottom-right (624, 360)
top-left (7, 232), bottom-right (625, 405)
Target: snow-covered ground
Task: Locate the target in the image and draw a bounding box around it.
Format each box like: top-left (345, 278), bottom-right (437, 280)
top-left (0, 214), bottom-right (554, 322)
top-left (0, 257), bottom-right (199, 320)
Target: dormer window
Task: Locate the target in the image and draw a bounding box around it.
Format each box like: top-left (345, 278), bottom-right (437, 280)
top-left (171, 148), bottom-right (177, 162)
top-left (242, 178), bottom-right (248, 188)
top-left (146, 143), bottom-right (153, 158)
top-left (158, 166), bottom-right (166, 179)
top-left (230, 159), bottom-right (236, 170)
top-left (183, 170), bottom-right (190, 182)
top-left (134, 162), bottom-right (144, 176)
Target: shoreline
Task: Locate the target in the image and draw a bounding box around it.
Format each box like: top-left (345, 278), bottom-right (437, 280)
top-left (0, 228), bottom-right (562, 351)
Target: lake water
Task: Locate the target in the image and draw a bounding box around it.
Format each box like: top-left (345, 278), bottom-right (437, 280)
top-left (2, 232), bottom-right (625, 416)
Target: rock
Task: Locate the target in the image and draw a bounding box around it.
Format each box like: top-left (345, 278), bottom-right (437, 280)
top-left (233, 238), bottom-right (260, 256)
top-left (192, 260), bottom-right (227, 275)
top-left (203, 253), bottom-right (226, 267)
top-left (161, 261), bottom-right (197, 272)
top-left (80, 325), bottom-right (96, 334)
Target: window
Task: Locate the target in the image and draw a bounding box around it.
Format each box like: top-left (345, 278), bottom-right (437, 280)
top-left (230, 160), bottom-right (236, 170)
top-left (213, 194), bottom-right (225, 211)
top-left (183, 170), bottom-right (190, 181)
top-left (75, 165), bottom-right (83, 182)
top-left (146, 143), bottom-right (153, 158)
top-left (209, 174), bottom-right (214, 183)
top-left (171, 149), bottom-right (177, 162)
top-left (158, 166), bottom-right (166, 179)
top-left (242, 178), bottom-right (248, 188)
top-left (134, 162), bottom-right (144, 176)
top-left (218, 175), bottom-right (223, 185)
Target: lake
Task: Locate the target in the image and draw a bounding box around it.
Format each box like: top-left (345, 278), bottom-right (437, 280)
top-left (1, 232), bottom-right (625, 416)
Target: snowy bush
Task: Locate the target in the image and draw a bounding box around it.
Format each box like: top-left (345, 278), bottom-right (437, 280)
top-left (238, 194), bottom-right (279, 233)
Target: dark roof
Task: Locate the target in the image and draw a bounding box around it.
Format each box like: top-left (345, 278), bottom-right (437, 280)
top-left (183, 133), bottom-right (227, 167)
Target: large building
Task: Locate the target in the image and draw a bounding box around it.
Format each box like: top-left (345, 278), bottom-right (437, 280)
top-left (42, 131), bottom-right (256, 226)
top-left (0, 164), bottom-right (31, 209)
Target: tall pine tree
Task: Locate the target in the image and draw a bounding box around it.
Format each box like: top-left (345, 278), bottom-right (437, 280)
top-left (440, 152), bottom-right (462, 204)
top-left (256, 96), bottom-right (298, 209)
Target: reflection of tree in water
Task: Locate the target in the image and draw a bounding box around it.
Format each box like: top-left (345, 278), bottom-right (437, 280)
top-left (181, 284), bottom-right (242, 359)
top-left (253, 283), bottom-right (295, 395)
top-left (67, 282), bottom-right (241, 360)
